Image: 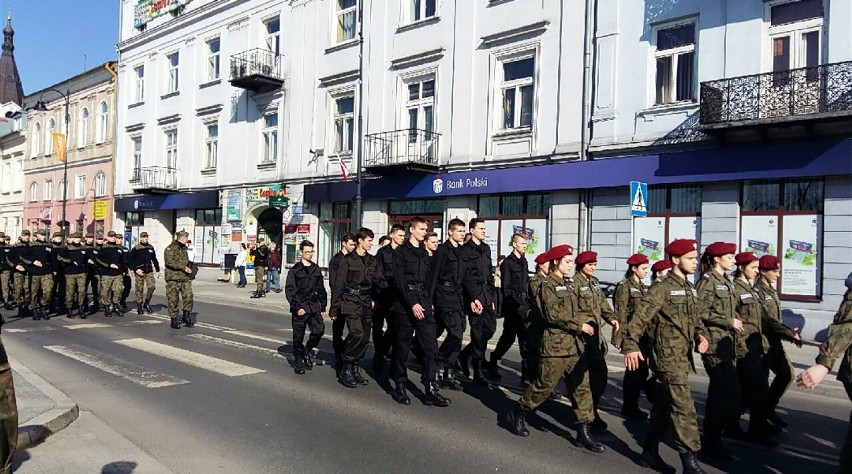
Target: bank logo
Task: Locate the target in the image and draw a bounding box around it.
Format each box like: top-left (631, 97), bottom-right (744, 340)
top-left (433, 175), bottom-right (443, 194)
top-left (133, 200), bottom-right (139, 210)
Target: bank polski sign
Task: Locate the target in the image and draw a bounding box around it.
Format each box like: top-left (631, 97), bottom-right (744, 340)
top-left (431, 174), bottom-right (489, 195)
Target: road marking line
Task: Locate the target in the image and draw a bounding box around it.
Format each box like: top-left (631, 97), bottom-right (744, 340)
top-left (64, 323), bottom-right (112, 330)
top-left (44, 344), bottom-right (190, 388)
top-left (4, 327), bottom-right (59, 333)
top-left (113, 338), bottom-right (265, 377)
top-left (145, 313), bottom-right (236, 331)
top-left (222, 330), bottom-right (283, 344)
top-left (186, 334), bottom-right (282, 357)
top-left (123, 320), bottom-right (164, 325)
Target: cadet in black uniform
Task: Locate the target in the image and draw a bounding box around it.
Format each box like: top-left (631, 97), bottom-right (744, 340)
top-left (459, 218), bottom-right (497, 387)
top-left (57, 232), bottom-right (88, 318)
top-left (83, 233), bottom-right (101, 314)
top-left (128, 231), bottom-right (160, 314)
top-left (373, 224), bottom-right (404, 369)
top-left (428, 218), bottom-right (467, 390)
top-left (285, 240), bottom-right (327, 375)
top-left (97, 231), bottom-right (125, 317)
top-left (489, 232), bottom-right (531, 381)
top-left (49, 232), bottom-right (65, 316)
top-left (390, 216), bottom-right (449, 407)
top-left (22, 229), bottom-right (55, 320)
top-left (9, 231), bottom-right (30, 318)
top-left (329, 233), bottom-right (356, 369)
top-left (116, 234), bottom-right (131, 311)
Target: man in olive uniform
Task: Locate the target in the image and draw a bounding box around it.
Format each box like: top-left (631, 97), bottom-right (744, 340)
top-left (48, 232), bottom-right (66, 316)
top-left (0, 233), bottom-right (11, 310)
top-left (128, 232), bottom-right (160, 314)
top-left (0, 334), bottom-right (18, 474)
top-left (459, 218), bottom-right (497, 387)
top-left (284, 240), bottom-right (327, 374)
top-left (523, 250), bottom-right (551, 389)
top-left (489, 233), bottom-right (531, 382)
top-left (22, 229), bottom-right (54, 320)
top-left (613, 253), bottom-right (652, 420)
top-left (797, 271), bottom-right (852, 474)
top-left (9, 231), bottom-right (30, 317)
top-left (57, 232), bottom-right (88, 318)
top-left (329, 234), bottom-right (356, 367)
top-left (249, 240), bottom-right (269, 299)
top-left (96, 231), bottom-right (125, 317)
top-left (83, 233), bottom-right (101, 314)
top-left (164, 231), bottom-right (194, 329)
top-left (623, 239), bottom-right (710, 474)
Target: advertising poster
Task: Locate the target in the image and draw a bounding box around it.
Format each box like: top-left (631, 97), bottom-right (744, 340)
top-left (517, 219), bottom-right (548, 272)
top-left (500, 219), bottom-right (522, 260)
top-left (484, 220), bottom-right (500, 264)
top-left (231, 223), bottom-right (243, 242)
top-left (226, 191), bottom-right (241, 222)
top-left (740, 215), bottom-right (778, 258)
top-left (669, 216), bottom-right (700, 243)
top-left (781, 214), bottom-right (821, 296)
top-left (633, 217), bottom-right (666, 261)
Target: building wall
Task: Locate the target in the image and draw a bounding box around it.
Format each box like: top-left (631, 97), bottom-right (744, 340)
top-left (0, 131), bottom-right (24, 237)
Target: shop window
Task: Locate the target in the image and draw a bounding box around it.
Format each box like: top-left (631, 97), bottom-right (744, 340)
top-left (477, 192), bottom-right (549, 271)
top-left (318, 202), bottom-right (352, 269)
top-left (740, 178), bottom-right (824, 300)
top-left (193, 208), bottom-right (223, 265)
top-left (634, 185), bottom-right (702, 276)
top-left (388, 199), bottom-right (443, 215)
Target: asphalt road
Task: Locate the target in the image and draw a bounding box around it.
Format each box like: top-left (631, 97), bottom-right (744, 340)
top-left (2, 298), bottom-right (848, 474)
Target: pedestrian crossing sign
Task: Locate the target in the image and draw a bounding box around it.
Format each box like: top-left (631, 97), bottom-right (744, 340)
top-left (630, 181), bottom-right (648, 217)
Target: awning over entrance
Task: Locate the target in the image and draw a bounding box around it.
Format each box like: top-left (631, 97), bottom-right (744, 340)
top-left (115, 190), bottom-right (219, 212)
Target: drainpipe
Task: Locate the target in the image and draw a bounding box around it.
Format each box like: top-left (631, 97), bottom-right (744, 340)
top-left (105, 61), bottom-right (118, 233)
top-left (577, 0), bottom-right (597, 250)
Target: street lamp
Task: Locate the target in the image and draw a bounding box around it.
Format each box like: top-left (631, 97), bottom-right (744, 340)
top-left (30, 88), bottom-right (71, 239)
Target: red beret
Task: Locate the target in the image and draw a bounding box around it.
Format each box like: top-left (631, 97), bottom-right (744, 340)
top-left (548, 244), bottom-right (573, 261)
top-left (705, 241), bottom-right (737, 257)
top-left (665, 239), bottom-right (698, 257)
top-left (626, 253), bottom-right (649, 266)
top-left (759, 255), bottom-right (781, 270)
top-left (534, 251), bottom-right (550, 265)
top-left (651, 260), bottom-right (672, 272)
top-left (575, 251), bottom-right (597, 265)
top-left (735, 252), bottom-right (758, 266)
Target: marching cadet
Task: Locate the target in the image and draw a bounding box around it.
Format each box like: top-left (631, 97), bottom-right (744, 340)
top-left (49, 232), bottom-right (65, 316)
top-left (333, 229), bottom-right (385, 387)
top-left (458, 218), bottom-right (497, 387)
top-left (797, 271), bottom-right (852, 474)
top-left (249, 240), bottom-right (270, 299)
top-left (96, 231), bottom-right (125, 317)
top-left (128, 231), bottom-right (159, 314)
top-left (623, 239), bottom-right (710, 474)
top-left (391, 217), bottom-right (448, 407)
top-left (612, 253), bottom-right (652, 420)
top-left (9, 230), bottom-right (30, 318)
top-left (284, 240), bottom-right (327, 375)
top-left (22, 229), bottom-right (55, 321)
top-left (57, 232), bottom-right (88, 318)
top-left (115, 234), bottom-right (131, 311)
top-left (696, 241), bottom-right (745, 459)
top-left (0, 233), bottom-right (11, 310)
top-left (489, 233), bottom-right (531, 382)
top-left (164, 231), bottom-right (194, 329)
top-left (427, 218), bottom-right (467, 390)
top-left (651, 260), bottom-right (671, 282)
top-left (373, 225), bottom-right (403, 369)
top-left (524, 250), bottom-right (552, 391)
top-left (754, 255), bottom-right (802, 429)
top-left (83, 233), bottom-right (102, 314)
top-left (507, 244), bottom-right (605, 453)
top-left (424, 232), bottom-right (439, 256)
top-left (329, 234), bottom-right (356, 369)
top-left (569, 250), bottom-right (619, 429)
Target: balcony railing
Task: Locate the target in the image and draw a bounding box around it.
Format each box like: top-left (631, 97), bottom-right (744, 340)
top-left (364, 129), bottom-right (440, 173)
top-left (132, 166), bottom-right (178, 192)
top-left (229, 48), bottom-right (284, 93)
top-left (699, 60), bottom-right (852, 127)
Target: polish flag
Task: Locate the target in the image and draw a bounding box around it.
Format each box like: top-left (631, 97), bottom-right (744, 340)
top-left (340, 159), bottom-right (350, 182)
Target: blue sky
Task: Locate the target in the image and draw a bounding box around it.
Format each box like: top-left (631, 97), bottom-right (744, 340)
top-left (3, 0), bottom-right (119, 96)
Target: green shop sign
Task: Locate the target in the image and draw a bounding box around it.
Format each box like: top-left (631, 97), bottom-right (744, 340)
top-left (269, 196), bottom-right (290, 209)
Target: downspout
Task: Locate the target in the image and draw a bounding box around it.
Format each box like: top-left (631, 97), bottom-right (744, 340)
top-left (578, 0), bottom-right (598, 250)
top-left (105, 61), bottom-right (118, 233)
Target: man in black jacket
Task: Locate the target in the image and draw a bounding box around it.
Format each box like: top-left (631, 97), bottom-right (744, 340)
top-left (22, 229), bottom-right (55, 320)
top-left (9, 231), bottom-right (31, 317)
top-left (250, 241), bottom-right (270, 299)
top-left (128, 232), bottom-right (160, 314)
top-left (49, 232), bottom-right (66, 316)
top-left (83, 233), bottom-right (102, 314)
top-left (329, 233), bottom-right (356, 368)
top-left (96, 231), bottom-right (125, 317)
top-left (285, 240), bottom-right (327, 375)
top-left (373, 224), bottom-right (404, 368)
top-left (459, 218), bottom-right (497, 387)
top-left (116, 234), bottom-right (131, 311)
top-left (57, 232), bottom-right (88, 318)
top-left (489, 233), bottom-right (531, 381)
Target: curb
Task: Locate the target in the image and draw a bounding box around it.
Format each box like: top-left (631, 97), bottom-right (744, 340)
top-left (10, 356), bottom-right (80, 451)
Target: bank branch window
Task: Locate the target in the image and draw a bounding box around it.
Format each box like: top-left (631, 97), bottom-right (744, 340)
top-left (740, 178), bottom-right (824, 300)
top-left (478, 192), bottom-right (548, 272)
top-left (194, 208), bottom-right (223, 265)
top-left (319, 202), bottom-right (352, 269)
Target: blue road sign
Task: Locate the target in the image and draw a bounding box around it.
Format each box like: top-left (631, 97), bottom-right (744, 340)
top-left (630, 181), bottom-right (648, 217)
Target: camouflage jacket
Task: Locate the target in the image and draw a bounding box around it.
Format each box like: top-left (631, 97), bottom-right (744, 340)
top-left (753, 279), bottom-right (797, 344)
top-left (732, 277), bottom-right (768, 359)
top-left (816, 289), bottom-right (852, 383)
top-left (525, 270), bottom-right (548, 332)
top-left (623, 272), bottom-right (707, 380)
top-left (537, 272), bottom-right (587, 357)
top-left (611, 276), bottom-right (646, 348)
top-left (573, 272), bottom-right (616, 353)
top-left (697, 270), bottom-right (737, 359)
top-left (163, 240), bottom-right (190, 282)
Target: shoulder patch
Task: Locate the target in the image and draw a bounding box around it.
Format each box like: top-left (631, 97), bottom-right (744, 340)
top-left (630, 287), bottom-right (642, 293)
top-left (715, 284), bottom-right (728, 291)
top-left (555, 285), bottom-right (568, 291)
top-left (579, 286), bottom-right (590, 292)
top-left (740, 293), bottom-right (753, 300)
top-left (670, 290), bottom-right (686, 296)
top-left (703, 273), bottom-right (710, 279)
top-left (764, 294), bottom-right (773, 300)
top-left (691, 289), bottom-right (698, 297)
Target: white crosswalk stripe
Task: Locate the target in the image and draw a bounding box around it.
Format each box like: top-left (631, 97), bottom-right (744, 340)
top-left (44, 344), bottom-right (190, 388)
top-left (114, 338), bottom-right (265, 377)
top-left (144, 313), bottom-right (236, 331)
top-left (65, 323), bottom-right (111, 330)
top-left (186, 334), bottom-right (282, 358)
top-left (4, 327), bottom-right (58, 333)
top-left (222, 330), bottom-right (284, 345)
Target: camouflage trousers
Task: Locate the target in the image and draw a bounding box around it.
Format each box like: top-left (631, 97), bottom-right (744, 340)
top-left (166, 280), bottom-right (193, 318)
top-left (65, 274), bottom-right (86, 309)
top-left (135, 273), bottom-right (156, 303)
top-left (520, 355), bottom-right (594, 424)
top-left (12, 273), bottom-right (29, 305)
top-left (0, 357), bottom-right (17, 474)
top-left (100, 275), bottom-right (123, 305)
top-left (254, 266), bottom-right (267, 292)
top-left (30, 274), bottom-right (53, 308)
top-left (0, 272), bottom-right (9, 301)
top-left (646, 371), bottom-right (702, 453)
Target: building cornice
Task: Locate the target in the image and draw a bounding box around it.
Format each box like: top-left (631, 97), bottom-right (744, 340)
top-left (390, 48), bottom-right (446, 70)
top-left (318, 69), bottom-right (359, 87)
top-left (480, 20), bottom-right (550, 47)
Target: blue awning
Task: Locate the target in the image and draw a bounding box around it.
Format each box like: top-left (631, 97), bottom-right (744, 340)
top-left (115, 190), bottom-right (219, 212)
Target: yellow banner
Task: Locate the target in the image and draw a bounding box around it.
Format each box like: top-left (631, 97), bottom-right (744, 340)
top-left (93, 200), bottom-right (108, 219)
top-left (52, 133), bottom-right (66, 163)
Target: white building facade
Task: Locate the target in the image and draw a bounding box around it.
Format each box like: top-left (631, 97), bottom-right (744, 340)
top-left (0, 103), bottom-right (25, 238)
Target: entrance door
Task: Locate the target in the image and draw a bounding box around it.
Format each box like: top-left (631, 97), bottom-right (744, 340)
top-left (388, 214), bottom-right (443, 240)
top-left (258, 207), bottom-right (283, 249)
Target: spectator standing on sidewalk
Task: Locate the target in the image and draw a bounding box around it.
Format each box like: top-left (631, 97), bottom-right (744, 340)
top-left (235, 244), bottom-right (248, 288)
top-left (266, 242), bottom-right (282, 293)
top-left (250, 241), bottom-right (269, 299)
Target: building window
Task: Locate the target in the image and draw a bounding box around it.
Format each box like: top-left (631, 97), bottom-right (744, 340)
top-left (654, 22), bottom-right (696, 105)
top-left (194, 209), bottom-right (224, 265)
top-left (2, 162), bottom-right (9, 188)
top-left (31, 122), bottom-right (41, 156)
top-left (134, 66), bottom-right (145, 102)
top-left (207, 38), bottom-right (221, 81)
top-left (205, 123), bottom-right (218, 169)
top-left (29, 182), bottom-right (37, 202)
top-left (408, 0), bottom-right (436, 22)
top-left (94, 172), bottom-right (107, 197)
top-left (318, 202), bottom-right (352, 268)
top-left (15, 158), bottom-right (22, 190)
top-left (165, 129), bottom-right (178, 169)
top-left (500, 57), bottom-right (534, 130)
top-left (43, 180), bottom-right (52, 201)
top-left (262, 114), bottom-right (278, 163)
top-left (265, 18), bottom-right (280, 55)
top-left (167, 52), bottom-right (180, 93)
top-left (478, 192), bottom-right (549, 270)
top-left (78, 108), bottom-right (89, 147)
top-left (131, 137), bottom-right (142, 181)
top-left (47, 119), bottom-right (56, 154)
top-left (405, 78), bottom-right (435, 144)
top-left (768, 0), bottom-right (822, 75)
top-left (336, 0), bottom-right (357, 43)
top-left (387, 199), bottom-right (444, 239)
top-left (75, 174), bottom-right (87, 199)
top-left (741, 178), bottom-right (824, 299)
top-left (97, 102), bottom-right (109, 143)
top-left (58, 180), bottom-right (67, 201)
top-left (333, 95), bottom-right (354, 154)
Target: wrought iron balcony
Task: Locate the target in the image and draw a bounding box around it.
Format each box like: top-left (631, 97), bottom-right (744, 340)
top-left (698, 60), bottom-right (852, 132)
top-left (131, 166), bottom-right (179, 193)
top-left (364, 129), bottom-right (440, 174)
top-left (229, 48), bottom-right (284, 93)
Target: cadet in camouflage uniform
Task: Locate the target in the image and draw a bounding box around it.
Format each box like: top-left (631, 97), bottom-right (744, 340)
top-left (623, 239), bottom-right (709, 474)
top-left (22, 229), bottom-right (55, 320)
top-left (754, 255), bottom-right (802, 429)
top-left (128, 231), bottom-right (159, 314)
top-left (96, 231), bottom-right (125, 317)
top-left (164, 231), bottom-right (194, 329)
top-left (0, 334), bottom-right (18, 474)
top-left (612, 253), bottom-right (652, 420)
top-left (507, 244), bottom-right (605, 454)
top-left (57, 232), bottom-right (88, 319)
top-left (523, 251), bottom-right (551, 391)
top-left (797, 272), bottom-right (852, 474)
top-left (0, 233), bottom-right (11, 310)
top-left (9, 231), bottom-right (30, 317)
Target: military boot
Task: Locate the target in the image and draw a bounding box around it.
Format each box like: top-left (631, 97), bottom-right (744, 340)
top-left (3, 299), bottom-right (11, 310)
top-left (470, 360), bottom-right (491, 387)
top-left (640, 437), bottom-right (676, 474)
top-left (576, 423), bottom-right (606, 453)
top-left (250, 291), bottom-right (260, 299)
top-left (423, 382), bottom-right (450, 407)
top-left (78, 306), bottom-right (87, 319)
top-left (304, 353), bottom-right (315, 370)
top-left (137, 303), bottom-right (144, 315)
top-left (32, 306), bottom-right (41, 321)
top-left (352, 363), bottom-right (369, 385)
top-left (486, 357), bottom-right (502, 380)
top-left (67, 307), bottom-right (76, 319)
top-left (293, 356), bottom-right (306, 375)
top-left (680, 451), bottom-right (707, 474)
top-left (42, 306), bottom-right (52, 320)
top-left (143, 299), bottom-right (153, 314)
top-left (701, 429), bottom-right (731, 460)
top-left (104, 304), bottom-right (112, 318)
top-left (391, 382), bottom-right (411, 405)
top-left (339, 364), bottom-right (357, 388)
top-left (457, 351), bottom-right (471, 379)
top-left (114, 304), bottom-right (124, 317)
top-left (508, 405), bottom-right (530, 437)
top-left (440, 368), bottom-right (462, 391)
top-left (16, 305), bottom-right (25, 319)
top-left (170, 318), bottom-right (181, 329)
top-left (182, 310), bottom-right (194, 327)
